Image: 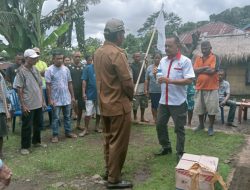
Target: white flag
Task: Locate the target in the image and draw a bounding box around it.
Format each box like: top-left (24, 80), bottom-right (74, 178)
top-left (155, 5), bottom-right (165, 54)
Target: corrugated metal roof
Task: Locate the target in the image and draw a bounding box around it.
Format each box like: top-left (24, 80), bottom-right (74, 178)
top-left (179, 22), bottom-right (245, 44)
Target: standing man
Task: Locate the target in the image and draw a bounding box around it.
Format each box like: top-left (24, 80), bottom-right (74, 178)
top-left (130, 52), bottom-right (149, 123)
top-left (68, 51), bottom-right (85, 130)
top-left (5, 53), bottom-right (24, 85)
top-left (94, 18), bottom-right (134, 189)
top-left (154, 36), bottom-right (195, 161)
top-left (79, 55), bottom-right (101, 137)
top-left (193, 41), bottom-right (220, 136)
top-left (14, 49), bottom-right (45, 155)
top-left (33, 47), bottom-right (48, 88)
top-left (0, 71), bottom-right (10, 158)
top-left (218, 69), bottom-right (237, 127)
top-left (45, 50), bottom-right (77, 143)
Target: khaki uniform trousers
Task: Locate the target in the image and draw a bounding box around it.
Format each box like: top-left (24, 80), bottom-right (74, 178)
top-left (102, 112), bottom-right (131, 183)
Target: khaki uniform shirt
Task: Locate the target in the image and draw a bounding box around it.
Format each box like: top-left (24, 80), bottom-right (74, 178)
top-left (94, 41), bottom-right (132, 116)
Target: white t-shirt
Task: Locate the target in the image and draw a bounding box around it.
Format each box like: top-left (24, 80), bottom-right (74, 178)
top-left (157, 55), bottom-right (195, 106)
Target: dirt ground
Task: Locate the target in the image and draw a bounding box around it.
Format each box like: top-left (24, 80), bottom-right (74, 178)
top-left (6, 105), bottom-right (250, 190)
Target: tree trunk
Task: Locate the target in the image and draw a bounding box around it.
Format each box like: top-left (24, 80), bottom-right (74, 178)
top-left (75, 13), bottom-right (85, 53)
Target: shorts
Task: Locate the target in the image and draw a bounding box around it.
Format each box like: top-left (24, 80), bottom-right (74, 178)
top-left (133, 95), bottom-right (148, 110)
top-left (85, 100), bottom-right (100, 116)
top-left (149, 93), bottom-right (161, 109)
top-left (76, 98), bottom-right (85, 110)
top-left (187, 93), bottom-right (195, 111)
top-left (0, 113), bottom-right (8, 137)
top-left (194, 90), bottom-right (219, 115)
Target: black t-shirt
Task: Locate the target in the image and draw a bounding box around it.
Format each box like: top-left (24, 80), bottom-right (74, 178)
top-left (67, 63), bottom-right (85, 98)
top-left (6, 63), bottom-right (21, 84)
top-left (130, 62), bottom-right (146, 84)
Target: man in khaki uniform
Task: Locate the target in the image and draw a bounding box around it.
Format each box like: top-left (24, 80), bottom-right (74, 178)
top-left (94, 18), bottom-right (134, 189)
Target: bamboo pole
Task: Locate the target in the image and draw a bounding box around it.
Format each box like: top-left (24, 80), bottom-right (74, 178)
top-left (134, 28), bottom-right (156, 94)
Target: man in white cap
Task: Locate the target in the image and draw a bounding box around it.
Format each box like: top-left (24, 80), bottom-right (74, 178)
top-left (94, 18), bottom-right (134, 189)
top-left (14, 49), bottom-right (46, 155)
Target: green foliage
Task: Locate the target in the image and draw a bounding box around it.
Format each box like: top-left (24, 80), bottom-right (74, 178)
top-left (42, 22), bottom-right (70, 48)
top-left (122, 34), bottom-right (142, 54)
top-left (209, 5), bottom-right (250, 29)
top-left (137, 11), bottom-right (182, 37)
top-left (84, 37), bottom-right (102, 56)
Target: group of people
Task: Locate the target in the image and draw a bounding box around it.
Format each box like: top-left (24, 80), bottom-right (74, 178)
top-left (0, 17), bottom-right (239, 189)
top-left (0, 47), bottom-right (102, 156)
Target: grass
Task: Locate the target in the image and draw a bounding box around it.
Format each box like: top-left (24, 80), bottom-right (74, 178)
top-left (3, 121), bottom-right (244, 190)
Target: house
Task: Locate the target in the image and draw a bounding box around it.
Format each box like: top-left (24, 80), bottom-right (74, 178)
top-left (192, 33), bottom-right (250, 96)
top-left (179, 21), bottom-right (245, 49)
top-left (243, 24), bottom-right (250, 32)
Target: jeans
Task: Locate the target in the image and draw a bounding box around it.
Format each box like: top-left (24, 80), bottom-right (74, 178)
top-left (221, 100), bottom-right (237, 123)
top-left (156, 102), bottom-right (187, 154)
top-left (21, 108), bottom-right (42, 149)
top-left (51, 104), bottom-right (72, 136)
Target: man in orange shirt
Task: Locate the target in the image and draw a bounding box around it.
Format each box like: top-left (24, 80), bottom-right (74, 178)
top-left (193, 41), bottom-right (220, 136)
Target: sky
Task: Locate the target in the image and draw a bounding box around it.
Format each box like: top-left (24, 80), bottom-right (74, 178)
top-left (1, 0), bottom-right (249, 45)
top-left (41, 0), bottom-right (249, 42)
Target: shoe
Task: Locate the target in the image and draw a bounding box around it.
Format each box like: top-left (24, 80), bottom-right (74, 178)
top-left (227, 122), bottom-right (238, 127)
top-left (33, 143), bottom-right (47, 148)
top-left (51, 136), bottom-right (59, 143)
top-left (154, 148), bottom-right (172, 156)
top-left (20, 149), bottom-right (30, 155)
top-left (75, 124), bottom-right (84, 130)
top-left (193, 125), bottom-right (205, 132)
top-left (79, 130), bottom-right (89, 137)
top-left (208, 127), bottom-right (214, 136)
top-left (94, 129), bottom-right (102, 133)
top-left (65, 133), bottom-right (77, 138)
top-left (106, 180), bottom-right (133, 189)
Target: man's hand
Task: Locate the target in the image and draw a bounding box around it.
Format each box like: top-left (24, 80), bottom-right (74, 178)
top-left (220, 100), bottom-right (226, 107)
top-left (0, 164), bottom-right (12, 186)
top-left (82, 93), bottom-right (87, 101)
top-left (153, 66), bottom-right (158, 76)
top-left (21, 104), bottom-right (30, 116)
top-left (48, 99), bottom-right (55, 107)
top-left (158, 77), bottom-right (172, 84)
top-left (71, 97), bottom-right (76, 106)
top-left (42, 102), bottom-right (47, 111)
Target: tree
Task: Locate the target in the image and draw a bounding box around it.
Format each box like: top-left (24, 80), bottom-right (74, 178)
top-left (137, 11), bottom-right (182, 54)
top-left (0, 0), bottom-right (69, 56)
top-left (84, 37), bottom-right (102, 56)
top-left (45, 0), bottom-right (100, 52)
top-left (209, 5), bottom-right (250, 29)
top-left (137, 11), bottom-right (182, 37)
top-left (0, 0), bottom-right (100, 56)
top-left (122, 34), bottom-right (142, 54)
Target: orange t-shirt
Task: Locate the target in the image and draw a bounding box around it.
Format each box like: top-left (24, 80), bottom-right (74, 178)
top-left (194, 53), bottom-right (219, 90)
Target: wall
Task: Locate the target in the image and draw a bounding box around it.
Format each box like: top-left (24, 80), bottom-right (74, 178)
top-left (226, 64), bottom-right (250, 95)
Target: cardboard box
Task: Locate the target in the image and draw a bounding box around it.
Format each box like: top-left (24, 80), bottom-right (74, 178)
top-left (176, 153), bottom-right (219, 190)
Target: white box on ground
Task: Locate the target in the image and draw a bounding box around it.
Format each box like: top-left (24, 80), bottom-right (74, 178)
top-left (175, 153), bottom-right (219, 190)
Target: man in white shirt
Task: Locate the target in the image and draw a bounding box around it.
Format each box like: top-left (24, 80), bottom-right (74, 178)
top-left (154, 36), bottom-right (195, 160)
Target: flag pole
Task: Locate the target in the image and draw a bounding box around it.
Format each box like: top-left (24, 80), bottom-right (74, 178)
top-left (134, 4), bottom-right (164, 94)
top-left (134, 28), bottom-right (156, 94)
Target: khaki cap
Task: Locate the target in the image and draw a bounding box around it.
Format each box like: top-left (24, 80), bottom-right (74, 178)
top-left (104, 18), bottom-right (125, 34)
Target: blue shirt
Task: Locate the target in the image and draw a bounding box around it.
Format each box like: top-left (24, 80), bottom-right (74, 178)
top-left (81, 64), bottom-right (97, 100)
top-left (45, 65), bottom-right (72, 106)
top-left (145, 64), bottom-right (161, 93)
